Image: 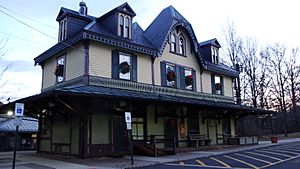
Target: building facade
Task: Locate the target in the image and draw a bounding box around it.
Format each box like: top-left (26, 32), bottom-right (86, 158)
top-left (0, 2), bottom-right (266, 158)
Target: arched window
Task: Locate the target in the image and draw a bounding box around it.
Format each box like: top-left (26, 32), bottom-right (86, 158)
top-left (171, 34), bottom-right (176, 52)
top-left (119, 15), bottom-right (124, 37)
top-left (179, 35), bottom-right (185, 55)
top-left (124, 17), bottom-right (130, 38)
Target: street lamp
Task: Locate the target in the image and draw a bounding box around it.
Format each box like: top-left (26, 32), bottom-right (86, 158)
top-left (7, 111), bottom-right (13, 116)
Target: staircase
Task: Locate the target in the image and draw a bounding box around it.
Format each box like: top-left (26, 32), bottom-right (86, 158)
top-left (133, 143), bottom-right (169, 156)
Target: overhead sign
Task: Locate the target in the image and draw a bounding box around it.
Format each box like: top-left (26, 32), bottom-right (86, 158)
top-left (14, 103), bottom-right (24, 117)
top-left (125, 112), bottom-right (131, 123)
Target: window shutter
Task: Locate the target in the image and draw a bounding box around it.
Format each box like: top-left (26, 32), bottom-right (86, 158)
top-left (192, 69), bottom-right (197, 91)
top-left (220, 76), bottom-right (224, 95)
top-left (160, 62), bottom-right (167, 86)
top-left (211, 74), bottom-right (215, 94)
top-left (176, 65), bottom-right (180, 88)
top-left (111, 50), bottom-right (119, 79)
top-left (132, 54), bottom-right (137, 82)
top-left (179, 67), bottom-right (185, 89)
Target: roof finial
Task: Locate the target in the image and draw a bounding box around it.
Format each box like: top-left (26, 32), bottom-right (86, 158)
top-left (79, 0), bottom-right (88, 16)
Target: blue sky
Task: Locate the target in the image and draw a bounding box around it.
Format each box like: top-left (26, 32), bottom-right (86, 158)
top-left (0, 0), bottom-right (300, 102)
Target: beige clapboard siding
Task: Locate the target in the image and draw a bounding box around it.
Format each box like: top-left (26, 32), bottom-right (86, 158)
top-left (89, 42), bottom-right (112, 78)
top-left (230, 117), bottom-right (235, 136)
top-left (40, 140), bottom-right (51, 152)
top-left (89, 42), bottom-right (153, 84)
top-left (208, 118), bottom-right (217, 145)
top-left (92, 114), bottom-right (109, 144)
top-left (224, 76), bottom-right (233, 97)
top-left (52, 115), bottom-right (70, 143)
top-left (154, 42), bottom-right (201, 91)
top-left (42, 56), bottom-right (56, 89)
top-left (71, 116), bottom-right (80, 155)
top-left (66, 44), bottom-right (84, 81)
top-left (199, 111), bottom-right (207, 135)
top-left (201, 71), bottom-right (212, 93)
top-left (137, 53), bottom-right (152, 84)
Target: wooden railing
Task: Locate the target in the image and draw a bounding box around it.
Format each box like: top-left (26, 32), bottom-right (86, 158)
top-left (149, 135), bottom-right (176, 157)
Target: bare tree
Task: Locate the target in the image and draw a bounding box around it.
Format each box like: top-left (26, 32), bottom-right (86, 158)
top-left (240, 37), bottom-right (260, 107)
top-left (222, 21), bottom-right (242, 104)
top-left (261, 43), bottom-right (289, 136)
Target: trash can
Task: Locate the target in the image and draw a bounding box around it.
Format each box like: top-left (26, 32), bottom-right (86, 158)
top-left (270, 136), bottom-right (278, 143)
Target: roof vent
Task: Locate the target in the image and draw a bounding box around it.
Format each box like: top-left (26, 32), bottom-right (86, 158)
top-left (79, 1), bottom-right (88, 16)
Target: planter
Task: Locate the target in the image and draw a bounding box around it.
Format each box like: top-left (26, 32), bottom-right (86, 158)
top-left (270, 136), bottom-right (278, 143)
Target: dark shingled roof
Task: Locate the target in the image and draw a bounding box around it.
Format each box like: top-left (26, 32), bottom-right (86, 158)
top-left (0, 116), bottom-right (38, 133)
top-left (144, 5), bottom-right (189, 50)
top-left (52, 85), bottom-right (268, 113)
top-left (56, 7), bottom-right (96, 21)
top-left (206, 62), bottom-right (239, 77)
top-left (199, 38), bottom-right (221, 48)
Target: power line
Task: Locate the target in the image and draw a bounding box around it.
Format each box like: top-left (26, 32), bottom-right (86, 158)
top-left (0, 5), bottom-right (57, 30)
top-left (0, 8), bottom-right (57, 41)
top-left (0, 30), bottom-right (51, 46)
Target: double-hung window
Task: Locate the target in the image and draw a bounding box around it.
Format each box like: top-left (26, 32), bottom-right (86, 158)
top-left (55, 56), bottom-right (65, 83)
top-left (161, 62), bottom-right (196, 91)
top-left (212, 47), bottom-right (219, 64)
top-left (112, 50), bottom-right (137, 81)
top-left (131, 115), bottom-right (145, 141)
top-left (212, 74), bottom-right (223, 95)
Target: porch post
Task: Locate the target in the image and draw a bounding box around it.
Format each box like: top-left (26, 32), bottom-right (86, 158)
top-left (79, 115), bottom-right (88, 159)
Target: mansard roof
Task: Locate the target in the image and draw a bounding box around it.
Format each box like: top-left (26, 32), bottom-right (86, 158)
top-left (199, 38), bottom-right (221, 48)
top-left (34, 3), bottom-right (237, 77)
top-left (56, 7), bottom-right (95, 21)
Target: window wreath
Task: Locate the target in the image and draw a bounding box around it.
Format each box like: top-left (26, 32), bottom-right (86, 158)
top-left (167, 68), bottom-right (176, 81)
top-left (55, 64), bottom-right (64, 76)
top-left (119, 61), bottom-right (130, 74)
top-left (185, 74), bottom-right (193, 86)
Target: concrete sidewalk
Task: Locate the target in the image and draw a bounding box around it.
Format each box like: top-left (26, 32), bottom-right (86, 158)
top-left (1, 138), bottom-right (299, 169)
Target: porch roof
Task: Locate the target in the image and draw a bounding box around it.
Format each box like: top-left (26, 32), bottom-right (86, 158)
top-left (0, 116), bottom-right (38, 133)
top-left (0, 85), bottom-right (273, 116)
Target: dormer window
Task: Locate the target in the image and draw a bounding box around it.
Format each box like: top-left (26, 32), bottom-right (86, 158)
top-left (212, 47), bottom-right (219, 64)
top-left (171, 34), bottom-right (176, 52)
top-left (118, 14), bottom-right (131, 39)
top-left (58, 18), bottom-right (67, 42)
top-left (179, 35), bottom-right (186, 55)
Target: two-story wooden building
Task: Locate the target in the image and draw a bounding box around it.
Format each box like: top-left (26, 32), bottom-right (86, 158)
top-left (0, 2), bottom-right (267, 158)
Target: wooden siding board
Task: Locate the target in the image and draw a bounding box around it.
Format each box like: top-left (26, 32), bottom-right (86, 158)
top-left (89, 42), bottom-right (112, 78)
top-left (71, 116), bottom-right (80, 155)
top-left (92, 114), bottom-right (109, 144)
top-left (66, 44), bottom-right (85, 81)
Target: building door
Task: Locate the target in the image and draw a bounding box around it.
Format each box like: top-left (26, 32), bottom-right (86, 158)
top-left (187, 113), bottom-right (199, 134)
top-left (113, 113), bottom-right (128, 153)
top-left (223, 117), bottom-right (231, 135)
top-left (164, 118), bottom-right (178, 148)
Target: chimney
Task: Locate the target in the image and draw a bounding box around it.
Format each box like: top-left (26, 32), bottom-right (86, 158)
top-left (79, 1), bottom-right (87, 16)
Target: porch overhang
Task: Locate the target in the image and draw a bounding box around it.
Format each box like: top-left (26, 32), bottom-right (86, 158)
top-left (0, 85), bottom-right (273, 117)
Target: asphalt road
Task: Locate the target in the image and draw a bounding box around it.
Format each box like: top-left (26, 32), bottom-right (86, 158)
top-left (135, 141), bottom-right (300, 169)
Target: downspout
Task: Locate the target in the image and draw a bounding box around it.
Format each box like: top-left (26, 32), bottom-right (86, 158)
top-left (83, 40), bottom-right (90, 85)
top-left (151, 56), bottom-right (155, 85)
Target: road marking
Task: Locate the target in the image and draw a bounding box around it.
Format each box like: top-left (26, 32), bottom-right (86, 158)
top-left (260, 154), bottom-right (300, 169)
top-left (166, 163), bottom-right (247, 169)
top-left (245, 151), bottom-right (283, 161)
top-left (224, 155), bottom-right (259, 169)
top-left (210, 157), bottom-right (231, 168)
top-left (179, 161), bottom-right (184, 165)
top-left (235, 153), bottom-right (272, 164)
top-left (270, 149), bottom-right (300, 155)
top-left (196, 159), bottom-right (206, 166)
top-left (254, 149), bottom-right (293, 158)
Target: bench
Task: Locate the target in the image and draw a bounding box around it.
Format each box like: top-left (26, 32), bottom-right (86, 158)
top-left (188, 134), bottom-right (212, 147)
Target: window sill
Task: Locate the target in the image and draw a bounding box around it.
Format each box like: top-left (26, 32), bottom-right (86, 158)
top-left (169, 51), bottom-right (187, 57)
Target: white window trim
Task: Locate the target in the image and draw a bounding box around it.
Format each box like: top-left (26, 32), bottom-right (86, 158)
top-left (118, 14), bottom-right (131, 39)
top-left (58, 18), bottom-right (67, 42)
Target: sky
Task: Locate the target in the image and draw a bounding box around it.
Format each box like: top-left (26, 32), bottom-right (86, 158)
top-left (0, 0), bottom-right (300, 103)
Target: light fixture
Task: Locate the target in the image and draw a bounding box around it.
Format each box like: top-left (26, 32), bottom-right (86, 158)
top-left (7, 111), bottom-right (13, 116)
top-left (119, 101), bottom-right (127, 107)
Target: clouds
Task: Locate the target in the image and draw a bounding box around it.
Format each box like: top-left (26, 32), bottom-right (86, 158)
top-left (0, 59), bottom-right (38, 72)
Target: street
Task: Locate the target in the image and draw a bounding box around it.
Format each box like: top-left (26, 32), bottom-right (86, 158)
top-left (135, 141), bottom-right (300, 169)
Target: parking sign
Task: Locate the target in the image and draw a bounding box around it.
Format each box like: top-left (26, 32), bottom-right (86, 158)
top-left (15, 103), bottom-right (24, 117)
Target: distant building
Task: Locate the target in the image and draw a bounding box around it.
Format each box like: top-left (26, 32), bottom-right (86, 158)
top-left (0, 115), bottom-right (38, 151)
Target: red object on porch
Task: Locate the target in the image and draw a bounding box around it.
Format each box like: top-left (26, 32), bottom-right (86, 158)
top-left (270, 136), bottom-right (278, 143)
